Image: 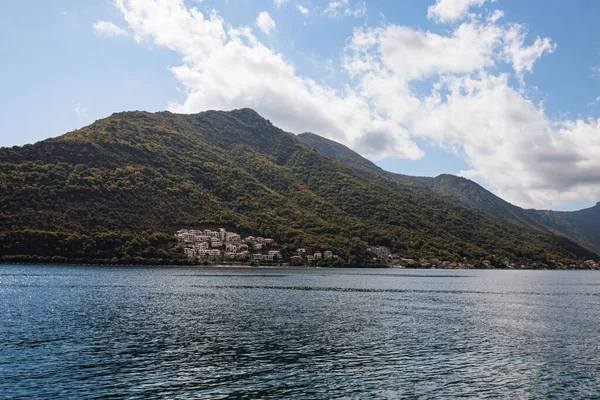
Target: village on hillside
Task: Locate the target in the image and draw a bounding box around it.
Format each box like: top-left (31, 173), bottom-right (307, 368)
top-left (175, 228), bottom-right (340, 265)
top-left (175, 228), bottom-right (600, 269)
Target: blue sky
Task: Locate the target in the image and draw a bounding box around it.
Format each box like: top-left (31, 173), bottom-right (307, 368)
top-left (2, 0), bottom-right (600, 211)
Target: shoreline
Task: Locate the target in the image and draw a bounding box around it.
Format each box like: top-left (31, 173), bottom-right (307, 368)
top-left (0, 261), bottom-right (598, 271)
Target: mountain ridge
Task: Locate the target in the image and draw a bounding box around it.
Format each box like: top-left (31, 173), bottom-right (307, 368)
top-left (0, 109), bottom-right (597, 265)
top-left (297, 132), bottom-right (600, 256)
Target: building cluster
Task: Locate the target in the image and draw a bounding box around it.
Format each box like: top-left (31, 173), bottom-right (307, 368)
top-left (290, 248), bottom-right (338, 264)
top-left (176, 228), bottom-right (277, 261)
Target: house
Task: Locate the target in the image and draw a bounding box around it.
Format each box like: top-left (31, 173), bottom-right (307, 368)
top-left (195, 242), bottom-right (209, 250)
top-left (253, 254), bottom-right (264, 261)
top-left (268, 250), bottom-right (281, 259)
top-left (297, 248), bottom-right (306, 255)
top-left (197, 249), bottom-right (221, 257)
top-left (314, 252), bottom-right (322, 259)
top-left (255, 237), bottom-right (265, 243)
top-left (238, 244), bottom-right (249, 252)
top-left (226, 233), bottom-right (241, 242)
top-left (196, 249), bottom-right (213, 257)
top-left (254, 243), bottom-right (263, 250)
top-left (306, 255), bottom-right (315, 262)
top-left (211, 241), bottom-right (223, 248)
top-left (324, 251), bottom-right (333, 259)
top-left (226, 244), bottom-right (238, 253)
top-left (264, 238), bottom-right (274, 244)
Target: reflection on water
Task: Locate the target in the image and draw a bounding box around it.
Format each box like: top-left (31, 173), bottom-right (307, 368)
top-left (1, 266), bottom-right (599, 398)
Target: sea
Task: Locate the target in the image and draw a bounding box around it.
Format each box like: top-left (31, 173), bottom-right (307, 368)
top-left (1, 265), bottom-right (599, 398)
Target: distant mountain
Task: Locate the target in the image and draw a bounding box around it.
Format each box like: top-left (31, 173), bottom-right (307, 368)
top-left (0, 109), bottom-right (595, 265)
top-left (298, 132), bottom-right (600, 256)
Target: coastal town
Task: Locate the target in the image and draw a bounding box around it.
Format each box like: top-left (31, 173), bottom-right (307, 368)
top-left (175, 228), bottom-right (340, 265)
top-left (175, 228), bottom-right (600, 269)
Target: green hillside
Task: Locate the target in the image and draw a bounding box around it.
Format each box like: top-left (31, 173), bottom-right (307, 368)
top-left (298, 132), bottom-right (600, 256)
top-left (0, 109), bottom-right (595, 265)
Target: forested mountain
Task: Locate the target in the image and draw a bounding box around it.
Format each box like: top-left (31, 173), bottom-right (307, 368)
top-left (298, 132), bottom-right (600, 256)
top-left (0, 109), bottom-right (596, 265)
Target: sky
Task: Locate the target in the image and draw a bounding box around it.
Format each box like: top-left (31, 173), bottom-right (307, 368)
top-left (2, 0), bottom-right (600, 211)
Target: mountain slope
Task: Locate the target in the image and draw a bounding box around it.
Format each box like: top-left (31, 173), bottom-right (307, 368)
top-left (298, 132), bottom-right (600, 256)
top-left (0, 110), bottom-right (596, 265)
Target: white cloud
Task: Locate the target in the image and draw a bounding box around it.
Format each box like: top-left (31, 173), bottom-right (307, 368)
top-left (323, 0), bottom-right (366, 18)
top-left (502, 24), bottom-right (556, 81)
top-left (75, 103), bottom-right (87, 116)
top-left (111, 0), bottom-right (600, 208)
top-left (409, 73), bottom-right (600, 208)
top-left (346, 21), bottom-right (504, 81)
top-left (428, 0), bottom-right (488, 23)
top-left (274, 0), bottom-right (287, 7)
top-left (346, 18), bottom-right (599, 208)
top-left (297, 5), bottom-right (310, 15)
top-left (256, 11), bottom-right (276, 36)
top-left (92, 20), bottom-right (128, 38)
top-left (113, 0), bottom-right (421, 161)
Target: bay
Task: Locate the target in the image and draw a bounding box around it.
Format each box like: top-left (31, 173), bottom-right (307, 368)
top-left (1, 265), bottom-right (599, 398)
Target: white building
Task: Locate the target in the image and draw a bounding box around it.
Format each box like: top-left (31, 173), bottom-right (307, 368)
top-left (268, 250), bottom-right (281, 259)
top-left (195, 242), bottom-right (209, 250)
top-left (226, 234), bottom-right (241, 242)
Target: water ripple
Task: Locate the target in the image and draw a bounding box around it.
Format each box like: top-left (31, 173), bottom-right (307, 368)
top-left (1, 265), bottom-right (599, 398)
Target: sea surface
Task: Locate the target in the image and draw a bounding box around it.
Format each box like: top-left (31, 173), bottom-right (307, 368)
top-left (1, 265), bottom-right (599, 399)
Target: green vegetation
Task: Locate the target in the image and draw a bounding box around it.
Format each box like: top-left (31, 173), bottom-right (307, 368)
top-left (299, 132), bottom-right (600, 256)
top-left (0, 109), bottom-right (596, 265)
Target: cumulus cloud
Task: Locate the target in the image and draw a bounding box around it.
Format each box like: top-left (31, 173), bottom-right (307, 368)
top-left (502, 24), bottom-right (556, 80)
top-left (428, 0), bottom-right (488, 23)
top-left (274, 0), bottom-right (287, 7)
top-left (92, 20), bottom-right (128, 38)
top-left (111, 0), bottom-right (600, 208)
top-left (256, 11), bottom-right (276, 36)
top-left (297, 5), bottom-right (310, 15)
top-left (323, 0), bottom-right (366, 18)
top-left (113, 0), bottom-right (421, 160)
top-left (345, 18), bottom-right (600, 208)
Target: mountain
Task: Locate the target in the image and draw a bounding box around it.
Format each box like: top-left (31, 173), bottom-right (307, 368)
top-left (298, 132), bottom-right (600, 256)
top-left (528, 204), bottom-right (600, 255)
top-left (0, 109), bottom-right (596, 265)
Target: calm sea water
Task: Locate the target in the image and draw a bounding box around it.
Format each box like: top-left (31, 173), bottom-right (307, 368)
top-left (1, 265), bottom-right (600, 399)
